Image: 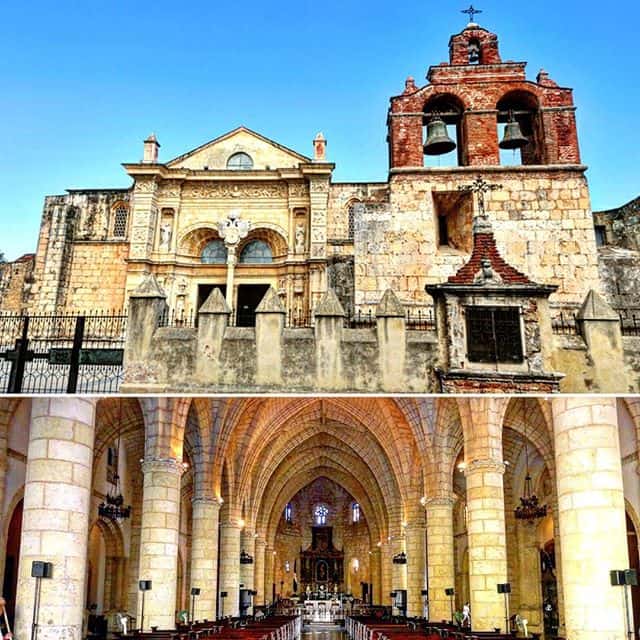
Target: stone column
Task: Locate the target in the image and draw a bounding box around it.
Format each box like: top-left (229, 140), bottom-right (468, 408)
top-left (254, 538), bottom-right (266, 605)
top-left (515, 521), bottom-right (542, 633)
top-left (405, 524), bottom-right (426, 617)
top-left (425, 497), bottom-right (455, 623)
top-left (464, 459), bottom-right (508, 631)
top-left (375, 290), bottom-right (407, 392)
top-left (370, 547), bottom-right (381, 605)
top-left (552, 398), bottom-right (628, 640)
top-left (265, 546), bottom-right (275, 605)
top-left (219, 522), bottom-right (241, 617)
top-left (391, 536), bottom-right (407, 614)
top-left (14, 398), bottom-right (96, 640)
top-left (240, 529), bottom-right (256, 613)
top-left (138, 457), bottom-right (184, 629)
top-left (225, 247), bottom-right (237, 311)
top-left (126, 477), bottom-right (144, 616)
top-left (255, 288), bottom-right (286, 386)
top-left (381, 542), bottom-right (392, 606)
top-left (190, 497), bottom-right (220, 621)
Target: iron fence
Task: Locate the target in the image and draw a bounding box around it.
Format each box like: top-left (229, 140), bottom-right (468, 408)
top-left (0, 311), bottom-right (126, 393)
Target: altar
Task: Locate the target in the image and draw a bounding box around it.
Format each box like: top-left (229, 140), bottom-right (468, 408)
top-left (300, 526), bottom-right (344, 594)
top-left (303, 598), bottom-right (343, 623)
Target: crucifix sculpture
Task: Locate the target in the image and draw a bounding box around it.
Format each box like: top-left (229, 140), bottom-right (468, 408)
top-left (458, 176), bottom-right (502, 219)
top-left (461, 5), bottom-right (482, 23)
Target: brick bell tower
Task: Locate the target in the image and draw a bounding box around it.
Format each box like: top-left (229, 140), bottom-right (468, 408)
top-left (381, 10), bottom-right (601, 315)
top-left (387, 19), bottom-right (581, 168)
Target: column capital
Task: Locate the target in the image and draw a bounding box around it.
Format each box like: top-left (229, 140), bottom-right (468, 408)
top-left (141, 457), bottom-right (186, 475)
top-left (191, 495), bottom-right (222, 509)
top-left (423, 495), bottom-right (456, 508)
top-left (463, 458), bottom-right (506, 476)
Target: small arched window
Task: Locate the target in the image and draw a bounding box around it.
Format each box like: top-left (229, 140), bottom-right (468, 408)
top-left (352, 502), bottom-right (361, 523)
top-left (113, 207), bottom-right (129, 238)
top-left (227, 152), bottom-right (254, 170)
top-left (239, 240), bottom-right (272, 264)
top-left (201, 240), bottom-right (228, 264)
top-left (285, 503), bottom-right (293, 524)
top-left (314, 504), bottom-right (329, 525)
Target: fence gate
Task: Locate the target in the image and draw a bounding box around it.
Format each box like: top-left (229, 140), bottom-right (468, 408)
top-left (0, 313), bottom-right (127, 394)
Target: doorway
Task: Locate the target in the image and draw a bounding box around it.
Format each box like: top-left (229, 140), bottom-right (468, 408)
top-left (236, 284), bottom-right (270, 327)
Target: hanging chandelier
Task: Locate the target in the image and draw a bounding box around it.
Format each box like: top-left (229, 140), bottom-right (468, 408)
top-left (514, 401), bottom-right (547, 523)
top-left (99, 400), bottom-right (131, 521)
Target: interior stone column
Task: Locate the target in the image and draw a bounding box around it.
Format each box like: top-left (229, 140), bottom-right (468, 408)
top-left (381, 542), bottom-right (392, 607)
top-left (464, 458), bottom-right (508, 631)
top-left (126, 476), bottom-right (144, 616)
top-left (138, 457), bottom-right (183, 629)
top-left (552, 398), bottom-right (628, 640)
top-left (14, 398), bottom-right (96, 640)
top-left (425, 497), bottom-right (455, 622)
top-left (219, 522), bottom-right (241, 616)
top-left (190, 496), bottom-right (220, 621)
top-left (240, 528), bottom-right (256, 612)
top-left (405, 524), bottom-right (426, 617)
top-left (265, 546), bottom-right (275, 605)
top-left (254, 537), bottom-right (266, 605)
top-left (370, 547), bottom-right (381, 605)
top-left (516, 521), bottom-right (542, 633)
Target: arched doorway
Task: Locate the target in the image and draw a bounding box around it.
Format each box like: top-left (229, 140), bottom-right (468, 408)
top-left (627, 512), bottom-right (640, 639)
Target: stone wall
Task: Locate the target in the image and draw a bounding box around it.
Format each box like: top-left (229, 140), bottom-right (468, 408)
top-left (0, 254), bottom-right (35, 313)
top-left (594, 196), bottom-right (640, 310)
top-left (64, 242), bottom-right (129, 311)
top-left (121, 280), bottom-right (640, 394)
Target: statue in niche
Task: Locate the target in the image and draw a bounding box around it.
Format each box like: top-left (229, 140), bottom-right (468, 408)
top-left (295, 222), bottom-right (306, 253)
top-left (159, 222), bottom-right (172, 249)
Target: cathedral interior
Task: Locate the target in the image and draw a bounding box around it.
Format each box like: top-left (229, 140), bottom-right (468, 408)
top-left (1, 397), bottom-right (639, 640)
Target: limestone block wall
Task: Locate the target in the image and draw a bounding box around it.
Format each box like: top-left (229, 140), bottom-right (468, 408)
top-left (30, 190), bottom-right (130, 312)
top-left (361, 169), bottom-right (600, 308)
top-left (64, 243), bottom-right (129, 311)
top-left (0, 254), bottom-right (35, 313)
top-left (123, 322), bottom-right (437, 394)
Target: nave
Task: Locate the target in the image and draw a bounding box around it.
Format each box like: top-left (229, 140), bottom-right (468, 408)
top-left (1, 397), bottom-right (639, 640)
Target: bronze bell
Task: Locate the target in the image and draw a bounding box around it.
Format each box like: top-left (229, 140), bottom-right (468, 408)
top-left (499, 116), bottom-right (529, 150)
top-left (424, 116), bottom-right (456, 156)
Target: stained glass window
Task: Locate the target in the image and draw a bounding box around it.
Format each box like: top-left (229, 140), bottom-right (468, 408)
top-left (239, 240), bottom-right (272, 264)
top-left (352, 502), bottom-right (360, 523)
top-left (314, 504), bottom-right (329, 525)
top-left (285, 503), bottom-right (293, 523)
top-left (201, 240), bottom-right (228, 264)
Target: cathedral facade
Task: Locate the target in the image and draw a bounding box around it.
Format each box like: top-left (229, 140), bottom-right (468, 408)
top-left (2, 19), bottom-right (638, 394)
top-left (0, 22), bottom-right (604, 319)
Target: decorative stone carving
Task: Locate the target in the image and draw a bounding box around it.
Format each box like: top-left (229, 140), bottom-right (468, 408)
top-left (463, 459), bottom-right (507, 476)
top-left (158, 181), bottom-right (182, 199)
top-left (184, 182), bottom-right (287, 199)
top-left (295, 222), bottom-right (306, 253)
top-left (288, 182), bottom-right (309, 198)
top-left (159, 222), bottom-right (172, 249)
top-left (134, 177), bottom-right (158, 193)
top-left (218, 210), bottom-right (251, 247)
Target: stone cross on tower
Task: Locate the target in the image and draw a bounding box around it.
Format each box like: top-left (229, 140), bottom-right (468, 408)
top-left (218, 210), bottom-right (251, 310)
top-left (458, 176), bottom-right (502, 220)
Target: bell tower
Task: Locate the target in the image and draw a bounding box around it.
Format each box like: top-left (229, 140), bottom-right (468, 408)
top-left (387, 18), bottom-right (581, 168)
top-left (378, 11), bottom-right (601, 312)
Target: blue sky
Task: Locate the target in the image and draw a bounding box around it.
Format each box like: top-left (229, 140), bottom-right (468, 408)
top-left (1, 0), bottom-right (638, 260)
